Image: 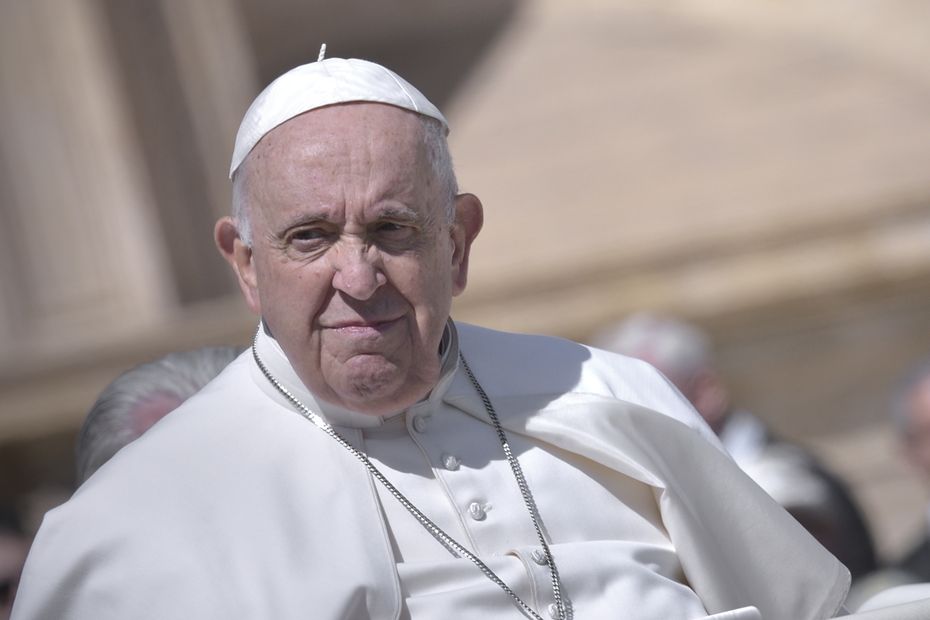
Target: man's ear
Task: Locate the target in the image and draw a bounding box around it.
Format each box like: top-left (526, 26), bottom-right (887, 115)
top-left (215, 217), bottom-right (261, 314)
top-left (450, 193), bottom-right (483, 296)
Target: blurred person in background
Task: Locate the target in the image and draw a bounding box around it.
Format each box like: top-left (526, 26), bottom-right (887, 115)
top-left (842, 360), bottom-right (930, 610)
top-left (596, 313), bottom-right (878, 581)
top-left (0, 508), bottom-right (27, 620)
top-left (891, 359), bottom-right (930, 581)
top-left (76, 346), bottom-right (243, 485)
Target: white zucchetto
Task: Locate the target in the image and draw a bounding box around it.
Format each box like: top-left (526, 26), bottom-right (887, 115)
top-left (229, 56), bottom-right (448, 178)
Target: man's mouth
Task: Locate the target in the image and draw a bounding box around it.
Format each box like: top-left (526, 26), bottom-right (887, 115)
top-left (324, 316), bottom-right (403, 334)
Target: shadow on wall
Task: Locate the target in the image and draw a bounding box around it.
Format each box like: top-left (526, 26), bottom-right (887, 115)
top-left (238, 0), bottom-right (522, 109)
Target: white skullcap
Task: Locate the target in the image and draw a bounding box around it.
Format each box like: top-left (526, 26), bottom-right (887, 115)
top-left (229, 56), bottom-right (448, 178)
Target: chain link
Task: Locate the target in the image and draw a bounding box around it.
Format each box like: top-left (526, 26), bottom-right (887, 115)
top-left (252, 330), bottom-right (570, 619)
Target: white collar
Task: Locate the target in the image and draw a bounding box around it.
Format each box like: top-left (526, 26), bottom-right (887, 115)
top-left (251, 319), bottom-right (460, 429)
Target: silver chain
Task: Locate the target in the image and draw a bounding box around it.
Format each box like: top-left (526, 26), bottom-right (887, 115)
top-left (251, 330), bottom-right (569, 620)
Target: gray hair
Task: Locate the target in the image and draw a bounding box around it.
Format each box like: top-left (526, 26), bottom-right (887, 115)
top-left (76, 346), bottom-right (243, 485)
top-left (231, 115), bottom-right (458, 246)
top-left (592, 313), bottom-right (713, 388)
top-left (890, 358), bottom-right (930, 436)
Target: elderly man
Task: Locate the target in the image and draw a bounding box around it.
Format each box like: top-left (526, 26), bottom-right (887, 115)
top-left (12, 56), bottom-right (849, 620)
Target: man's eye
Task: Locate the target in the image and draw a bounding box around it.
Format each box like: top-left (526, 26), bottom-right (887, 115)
top-left (287, 228), bottom-right (331, 249)
top-left (292, 228), bottom-right (326, 240)
top-left (375, 222), bottom-right (413, 238)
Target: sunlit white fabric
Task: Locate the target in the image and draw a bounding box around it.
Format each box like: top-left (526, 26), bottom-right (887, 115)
top-left (11, 322), bottom-right (849, 620)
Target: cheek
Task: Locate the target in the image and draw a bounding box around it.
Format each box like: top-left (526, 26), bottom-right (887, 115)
top-left (256, 259), bottom-right (331, 324)
top-left (399, 247), bottom-right (454, 299)
top-left (397, 266), bottom-right (452, 323)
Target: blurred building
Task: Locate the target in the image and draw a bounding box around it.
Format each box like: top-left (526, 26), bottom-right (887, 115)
top-left (1, 0), bottom-right (929, 557)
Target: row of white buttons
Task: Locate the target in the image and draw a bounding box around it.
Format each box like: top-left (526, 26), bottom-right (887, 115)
top-left (415, 416), bottom-right (463, 475)
top-left (410, 414), bottom-right (480, 523)
top-left (412, 417), bottom-right (460, 471)
top-left (410, 410), bottom-right (560, 614)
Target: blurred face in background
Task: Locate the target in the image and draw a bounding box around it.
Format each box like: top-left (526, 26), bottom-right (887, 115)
top-left (903, 376), bottom-right (930, 479)
top-left (636, 355), bottom-right (730, 435)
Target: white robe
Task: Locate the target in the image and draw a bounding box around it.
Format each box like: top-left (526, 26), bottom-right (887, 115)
top-left (12, 322), bottom-right (849, 619)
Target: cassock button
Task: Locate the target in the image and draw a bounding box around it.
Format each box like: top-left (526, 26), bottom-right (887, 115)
top-left (531, 548), bottom-right (548, 565)
top-left (412, 414), bottom-right (430, 433)
top-left (442, 454), bottom-right (461, 471)
top-left (467, 502), bottom-right (486, 521)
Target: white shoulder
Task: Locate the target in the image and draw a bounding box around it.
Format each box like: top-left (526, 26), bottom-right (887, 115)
top-left (454, 321), bottom-right (713, 437)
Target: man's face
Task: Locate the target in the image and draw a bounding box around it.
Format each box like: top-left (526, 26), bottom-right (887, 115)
top-left (904, 376), bottom-right (930, 478)
top-left (219, 103), bottom-right (481, 415)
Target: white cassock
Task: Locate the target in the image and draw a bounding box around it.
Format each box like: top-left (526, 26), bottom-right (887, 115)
top-left (12, 322), bottom-right (849, 620)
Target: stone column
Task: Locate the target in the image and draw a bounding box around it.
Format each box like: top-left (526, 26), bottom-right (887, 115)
top-left (0, 0), bottom-right (258, 368)
top-left (0, 0), bottom-right (173, 364)
top-left (160, 0), bottom-right (260, 224)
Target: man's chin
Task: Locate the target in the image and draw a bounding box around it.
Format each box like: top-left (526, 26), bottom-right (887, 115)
top-left (337, 387), bottom-right (421, 417)
top-left (331, 362), bottom-right (434, 415)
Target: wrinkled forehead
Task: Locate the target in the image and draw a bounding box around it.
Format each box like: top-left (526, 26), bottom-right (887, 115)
top-left (238, 103), bottom-right (438, 216)
top-left (244, 103), bottom-right (429, 176)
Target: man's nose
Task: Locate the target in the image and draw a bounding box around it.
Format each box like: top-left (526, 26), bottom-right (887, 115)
top-left (330, 241), bottom-right (386, 300)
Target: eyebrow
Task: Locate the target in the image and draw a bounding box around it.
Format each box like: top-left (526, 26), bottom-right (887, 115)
top-left (374, 204), bottom-right (421, 223)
